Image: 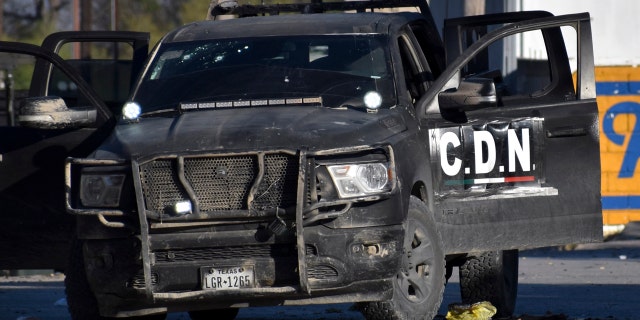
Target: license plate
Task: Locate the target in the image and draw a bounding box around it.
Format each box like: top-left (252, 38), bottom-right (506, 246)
top-left (201, 266), bottom-right (255, 290)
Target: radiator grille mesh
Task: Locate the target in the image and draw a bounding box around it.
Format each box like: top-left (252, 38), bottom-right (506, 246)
top-left (138, 153), bottom-right (298, 215)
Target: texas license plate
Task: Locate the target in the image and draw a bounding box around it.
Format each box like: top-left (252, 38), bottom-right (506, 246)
top-left (201, 266), bottom-right (254, 290)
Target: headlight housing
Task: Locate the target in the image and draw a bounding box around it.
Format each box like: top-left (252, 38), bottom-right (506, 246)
top-left (80, 174), bottom-right (125, 207)
top-left (327, 162), bottom-right (392, 198)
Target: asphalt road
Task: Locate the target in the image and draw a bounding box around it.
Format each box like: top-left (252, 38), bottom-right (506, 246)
top-left (1, 223), bottom-right (639, 320)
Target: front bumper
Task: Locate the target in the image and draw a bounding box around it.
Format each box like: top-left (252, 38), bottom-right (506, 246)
top-left (66, 146), bottom-right (405, 316)
top-left (84, 223), bottom-right (403, 316)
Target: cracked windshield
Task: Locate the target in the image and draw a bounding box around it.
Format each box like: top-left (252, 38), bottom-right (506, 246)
top-left (133, 34), bottom-right (396, 113)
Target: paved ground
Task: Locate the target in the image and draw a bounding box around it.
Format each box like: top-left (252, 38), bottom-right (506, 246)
top-left (1, 223), bottom-right (639, 320)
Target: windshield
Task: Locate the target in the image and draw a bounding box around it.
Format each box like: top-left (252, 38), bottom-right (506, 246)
top-left (132, 34), bottom-right (396, 113)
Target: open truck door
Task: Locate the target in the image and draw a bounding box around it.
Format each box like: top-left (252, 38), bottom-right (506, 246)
top-left (418, 12), bottom-right (601, 254)
top-left (0, 32), bottom-right (148, 270)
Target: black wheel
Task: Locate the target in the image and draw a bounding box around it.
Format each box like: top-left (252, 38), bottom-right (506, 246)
top-left (358, 196), bottom-right (445, 320)
top-left (65, 240), bottom-right (106, 319)
top-left (65, 240), bottom-right (166, 320)
top-left (188, 308), bottom-right (239, 320)
top-left (459, 250), bottom-right (519, 318)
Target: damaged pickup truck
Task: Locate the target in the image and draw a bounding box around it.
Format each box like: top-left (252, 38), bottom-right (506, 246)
top-left (3, 0), bottom-right (601, 319)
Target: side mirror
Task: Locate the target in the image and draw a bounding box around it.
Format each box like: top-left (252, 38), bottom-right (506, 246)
top-left (438, 77), bottom-right (497, 112)
top-left (18, 96), bottom-right (97, 129)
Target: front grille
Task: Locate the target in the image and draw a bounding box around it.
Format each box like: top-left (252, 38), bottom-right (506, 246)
top-left (138, 153), bottom-right (298, 215)
top-left (155, 244), bottom-right (297, 263)
top-left (128, 271), bottom-right (159, 289)
top-left (305, 244), bottom-right (318, 256)
top-left (307, 264), bottom-right (339, 280)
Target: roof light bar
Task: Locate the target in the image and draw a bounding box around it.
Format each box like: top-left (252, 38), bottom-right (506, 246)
top-left (210, 0), bottom-right (428, 18)
top-left (179, 96), bottom-right (322, 112)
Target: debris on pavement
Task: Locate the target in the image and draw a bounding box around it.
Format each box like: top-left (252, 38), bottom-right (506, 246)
top-left (446, 301), bottom-right (497, 320)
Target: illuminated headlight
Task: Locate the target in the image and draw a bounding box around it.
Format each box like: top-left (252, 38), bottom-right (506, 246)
top-left (327, 163), bottom-right (392, 198)
top-left (80, 174), bottom-right (125, 207)
top-left (363, 91), bottom-right (382, 110)
top-left (174, 200), bottom-right (192, 215)
top-left (122, 102), bottom-right (141, 120)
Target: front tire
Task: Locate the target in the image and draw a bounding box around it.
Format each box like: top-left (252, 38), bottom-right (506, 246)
top-left (65, 240), bottom-right (107, 319)
top-left (459, 250), bottom-right (519, 318)
top-left (65, 240), bottom-right (166, 320)
top-left (358, 196), bottom-right (445, 320)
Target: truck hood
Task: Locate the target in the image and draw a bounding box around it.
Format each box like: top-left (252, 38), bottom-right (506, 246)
top-left (95, 107), bottom-right (407, 159)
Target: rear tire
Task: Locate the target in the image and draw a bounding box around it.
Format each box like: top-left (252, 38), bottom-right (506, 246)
top-left (188, 308), bottom-right (239, 320)
top-left (358, 196), bottom-right (445, 320)
top-left (459, 250), bottom-right (519, 318)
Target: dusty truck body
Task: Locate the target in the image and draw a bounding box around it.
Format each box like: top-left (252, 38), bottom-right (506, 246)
top-left (5, 1), bottom-right (600, 319)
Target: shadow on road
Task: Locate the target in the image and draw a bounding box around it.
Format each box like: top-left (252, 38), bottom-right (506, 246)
top-left (0, 223), bottom-right (638, 320)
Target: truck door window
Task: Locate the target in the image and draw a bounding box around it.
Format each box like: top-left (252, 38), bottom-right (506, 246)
top-left (409, 22), bottom-right (445, 79)
top-left (398, 35), bottom-right (427, 103)
top-left (458, 27), bottom-right (576, 108)
top-left (50, 41), bottom-right (136, 114)
top-left (1, 52), bottom-right (94, 126)
top-left (0, 53), bottom-right (34, 126)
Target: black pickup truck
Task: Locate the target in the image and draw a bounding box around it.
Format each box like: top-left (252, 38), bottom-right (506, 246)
top-left (0, 1), bottom-right (601, 319)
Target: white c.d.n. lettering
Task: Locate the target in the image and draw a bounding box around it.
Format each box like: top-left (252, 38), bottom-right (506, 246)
top-left (439, 127), bottom-right (533, 177)
top-left (508, 128), bottom-right (531, 172)
top-left (440, 131), bottom-right (462, 176)
top-left (473, 131), bottom-right (496, 174)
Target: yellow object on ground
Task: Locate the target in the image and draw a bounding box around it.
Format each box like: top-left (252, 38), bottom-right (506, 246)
top-left (446, 301), bottom-right (497, 320)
